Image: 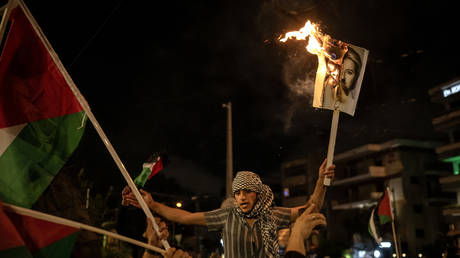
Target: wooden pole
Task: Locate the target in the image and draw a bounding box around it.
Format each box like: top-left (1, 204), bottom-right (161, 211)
top-left (2, 203), bottom-right (166, 255)
top-left (0, 0), bottom-right (15, 45)
top-left (17, 0), bottom-right (170, 250)
top-left (324, 109), bottom-right (340, 186)
top-left (223, 102), bottom-right (233, 198)
top-left (389, 187), bottom-right (401, 258)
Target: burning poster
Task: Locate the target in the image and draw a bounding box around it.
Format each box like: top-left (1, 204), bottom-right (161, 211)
top-left (280, 21), bottom-right (369, 116)
top-left (314, 43), bottom-right (369, 116)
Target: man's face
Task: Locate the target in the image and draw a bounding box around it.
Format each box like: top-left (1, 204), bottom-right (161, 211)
top-left (234, 189), bottom-right (257, 213)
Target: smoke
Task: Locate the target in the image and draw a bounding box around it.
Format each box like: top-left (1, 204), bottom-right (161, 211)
top-left (281, 50), bottom-right (317, 132)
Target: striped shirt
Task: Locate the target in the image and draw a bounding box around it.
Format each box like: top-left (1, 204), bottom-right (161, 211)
top-left (205, 207), bottom-right (291, 258)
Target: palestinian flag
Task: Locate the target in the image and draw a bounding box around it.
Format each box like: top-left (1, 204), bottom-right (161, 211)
top-left (0, 201), bottom-right (78, 258)
top-left (0, 4), bottom-right (86, 208)
top-left (368, 188), bottom-right (394, 244)
top-left (134, 153), bottom-right (165, 187)
top-left (377, 188), bottom-right (393, 225)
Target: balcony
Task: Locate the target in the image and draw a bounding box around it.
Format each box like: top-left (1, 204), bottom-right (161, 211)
top-left (432, 108), bottom-right (460, 132)
top-left (333, 165), bottom-right (401, 186)
top-left (436, 142), bottom-right (460, 160)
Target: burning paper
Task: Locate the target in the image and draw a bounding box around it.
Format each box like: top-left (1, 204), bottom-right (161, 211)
top-left (280, 21), bottom-right (369, 116)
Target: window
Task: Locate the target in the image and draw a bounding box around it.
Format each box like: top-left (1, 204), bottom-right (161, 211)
top-left (415, 228), bottom-right (425, 239)
top-left (410, 176), bottom-right (420, 184)
top-left (413, 204), bottom-right (423, 213)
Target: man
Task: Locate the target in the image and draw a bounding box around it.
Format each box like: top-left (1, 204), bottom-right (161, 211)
top-left (123, 158), bottom-right (335, 258)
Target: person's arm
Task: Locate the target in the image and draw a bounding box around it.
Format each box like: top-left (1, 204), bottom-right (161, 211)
top-left (123, 188), bottom-right (207, 225)
top-left (289, 159), bottom-right (335, 221)
top-left (308, 158), bottom-right (335, 209)
top-left (151, 200), bottom-right (207, 225)
top-left (286, 205), bottom-right (326, 256)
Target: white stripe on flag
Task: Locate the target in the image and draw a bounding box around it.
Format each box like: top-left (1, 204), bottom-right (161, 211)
top-left (0, 123), bottom-right (26, 156)
top-left (369, 208), bottom-right (382, 244)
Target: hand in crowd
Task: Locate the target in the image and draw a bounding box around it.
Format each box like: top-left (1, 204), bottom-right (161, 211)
top-left (144, 216), bottom-right (169, 247)
top-left (286, 204), bottom-right (327, 256)
top-left (142, 216), bottom-right (192, 258)
top-left (163, 248), bottom-right (192, 258)
top-left (292, 204), bottom-right (327, 240)
top-left (318, 158), bottom-right (335, 182)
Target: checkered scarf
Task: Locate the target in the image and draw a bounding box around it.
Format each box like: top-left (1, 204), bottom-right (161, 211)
top-left (232, 171), bottom-right (278, 258)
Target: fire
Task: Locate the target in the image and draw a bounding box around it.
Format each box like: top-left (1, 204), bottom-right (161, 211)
top-left (280, 20), bottom-right (349, 103)
top-left (279, 20), bottom-right (322, 55)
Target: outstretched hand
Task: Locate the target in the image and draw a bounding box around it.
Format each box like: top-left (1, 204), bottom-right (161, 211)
top-left (122, 186), bottom-right (155, 209)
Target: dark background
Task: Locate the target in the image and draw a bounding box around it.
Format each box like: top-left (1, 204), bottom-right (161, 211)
top-left (24, 0), bottom-right (458, 200)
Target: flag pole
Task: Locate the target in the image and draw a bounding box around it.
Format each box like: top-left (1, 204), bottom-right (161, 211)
top-left (0, 0), bottom-right (15, 44)
top-left (17, 0), bottom-right (170, 250)
top-left (2, 202), bottom-right (166, 255)
top-left (388, 187), bottom-right (400, 258)
top-left (324, 109), bottom-right (340, 186)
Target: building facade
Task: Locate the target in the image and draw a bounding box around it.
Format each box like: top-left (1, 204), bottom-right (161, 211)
top-left (429, 78), bottom-right (460, 256)
top-left (281, 139), bottom-right (453, 257)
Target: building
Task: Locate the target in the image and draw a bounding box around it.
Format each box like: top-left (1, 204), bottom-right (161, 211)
top-left (327, 139), bottom-right (453, 257)
top-left (281, 138), bottom-right (453, 257)
top-left (429, 78), bottom-right (460, 256)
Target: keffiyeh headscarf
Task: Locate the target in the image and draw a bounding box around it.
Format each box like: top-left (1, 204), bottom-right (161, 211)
top-left (232, 171), bottom-right (278, 258)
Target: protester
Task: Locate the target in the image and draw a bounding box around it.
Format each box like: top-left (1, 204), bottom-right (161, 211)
top-left (142, 216), bottom-right (192, 258)
top-left (284, 204), bottom-right (327, 258)
top-left (123, 158), bottom-right (335, 258)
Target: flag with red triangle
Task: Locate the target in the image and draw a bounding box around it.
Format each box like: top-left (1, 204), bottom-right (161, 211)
top-left (368, 188), bottom-right (394, 244)
top-left (134, 153), bottom-right (166, 187)
top-left (377, 188), bottom-right (393, 225)
top-left (0, 201), bottom-right (79, 258)
top-left (0, 1), bottom-right (86, 208)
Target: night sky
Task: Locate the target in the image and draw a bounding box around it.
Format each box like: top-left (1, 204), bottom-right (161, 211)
top-left (24, 0), bottom-right (459, 198)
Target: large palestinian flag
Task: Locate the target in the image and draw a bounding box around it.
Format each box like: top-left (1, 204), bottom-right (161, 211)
top-left (0, 4), bottom-right (86, 208)
top-left (0, 201), bottom-right (78, 258)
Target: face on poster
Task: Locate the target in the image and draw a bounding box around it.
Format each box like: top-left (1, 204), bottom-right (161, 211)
top-left (312, 44), bottom-right (369, 116)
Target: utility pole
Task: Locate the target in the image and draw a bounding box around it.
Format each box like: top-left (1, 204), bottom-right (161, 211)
top-left (222, 102), bottom-right (233, 197)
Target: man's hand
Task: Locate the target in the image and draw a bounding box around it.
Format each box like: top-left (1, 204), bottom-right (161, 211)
top-left (291, 204), bottom-right (327, 240)
top-left (318, 158), bottom-right (335, 183)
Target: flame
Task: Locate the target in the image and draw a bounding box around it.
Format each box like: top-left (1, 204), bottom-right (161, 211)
top-left (280, 20), bottom-right (349, 104)
top-left (279, 20), bottom-right (323, 55)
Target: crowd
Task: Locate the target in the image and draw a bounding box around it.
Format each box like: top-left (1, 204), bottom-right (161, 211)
top-left (122, 158), bottom-right (335, 258)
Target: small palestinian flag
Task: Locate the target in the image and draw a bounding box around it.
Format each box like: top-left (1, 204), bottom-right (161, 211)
top-left (368, 188), bottom-right (394, 244)
top-left (0, 202), bottom-right (78, 258)
top-left (377, 188), bottom-right (393, 225)
top-left (133, 153), bottom-right (166, 187)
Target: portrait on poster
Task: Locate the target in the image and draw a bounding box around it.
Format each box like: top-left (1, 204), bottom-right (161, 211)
top-left (312, 44), bottom-right (369, 116)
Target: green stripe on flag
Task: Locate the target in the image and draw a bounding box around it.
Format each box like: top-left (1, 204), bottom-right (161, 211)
top-left (32, 232), bottom-right (78, 258)
top-left (0, 246), bottom-right (33, 258)
top-left (0, 112), bottom-right (86, 208)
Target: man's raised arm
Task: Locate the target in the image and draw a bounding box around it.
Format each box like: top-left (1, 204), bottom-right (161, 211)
top-left (290, 159), bottom-right (335, 221)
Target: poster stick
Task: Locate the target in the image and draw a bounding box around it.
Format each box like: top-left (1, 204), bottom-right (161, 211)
top-left (324, 109), bottom-right (340, 186)
top-left (17, 0), bottom-right (170, 250)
